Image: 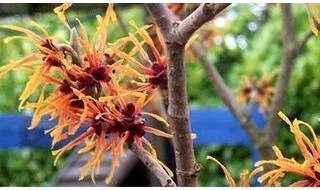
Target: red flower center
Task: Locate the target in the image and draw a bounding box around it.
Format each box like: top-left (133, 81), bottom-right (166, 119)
top-left (90, 103), bottom-right (146, 139)
top-left (148, 62), bottom-right (167, 88)
top-left (87, 66), bottom-right (111, 82)
top-left (40, 39), bottom-right (62, 67)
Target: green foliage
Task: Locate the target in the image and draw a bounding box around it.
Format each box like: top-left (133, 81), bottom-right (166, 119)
top-left (196, 145), bottom-right (252, 186)
top-left (0, 149), bottom-right (60, 186)
top-left (0, 3), bottom-right (318, 187)
top-left (186, 3), bottom-right (319, 186)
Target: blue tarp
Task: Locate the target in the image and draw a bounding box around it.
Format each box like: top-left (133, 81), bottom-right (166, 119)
top-left (0, 106), bottom-right (266, 151)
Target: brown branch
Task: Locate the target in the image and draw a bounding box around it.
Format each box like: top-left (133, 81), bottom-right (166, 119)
top-left (191, 42), bottom-right (261, 143)
top-left (266, 4), bottom-right (295, 141)
top-left (166, 41), bottom-right (200, 187)
top-left (145, 4), bottom-right (230, 186)
top-left (292, 30), bottom-right (313, 58)
top-left (177, 3), bottom-right (230, 44)
top-left (244, 91), bottom-right (257, 121)
top-left (130, 143), bottom-right (176, 187)
top-left (144, 4), bottom-right (176, 40)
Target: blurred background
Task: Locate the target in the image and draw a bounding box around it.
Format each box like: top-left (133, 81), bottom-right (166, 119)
top-left (0, 3), bottom-right (319, 187)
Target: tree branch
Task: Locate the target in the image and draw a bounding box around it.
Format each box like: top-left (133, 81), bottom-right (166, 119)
top-left (166, 41), bottom-right (200, 186)
top-left (144, 4), bottom-right (176, 40)
top-left (191, 42), bottom-right (261, 143)
top-left (145, 4), bottom-right (230, 186)
top-left (292, 30), bottom-right (313, 58)
top-left (266, 4), bottom-right (295, 140)
top-left (130, 143), bottom-right (176, 187)
top-left (177, 3), bottom-right (230, 44)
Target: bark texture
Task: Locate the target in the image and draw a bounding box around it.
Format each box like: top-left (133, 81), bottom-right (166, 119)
top-left (145, 3), bottom-right (230, 186)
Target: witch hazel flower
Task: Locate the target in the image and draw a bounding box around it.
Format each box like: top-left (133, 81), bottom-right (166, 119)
top-left (0, 3), bottom-right (173, 184)
top-left (255, 111), bottom-right (320, 187)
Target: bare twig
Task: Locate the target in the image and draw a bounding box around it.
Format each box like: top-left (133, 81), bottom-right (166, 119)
top-left (167, 41), bottom-right (200, 187)
top-left (130, 143), bottom-right (176, 187)
top-left (146, 3), bottom-right (230, 186)
top-left (265, 4), bottom-right (295, 147)
top-left (146, 3), bottom-right (198, 187)
top-left (177, 3), bottom-right (231, 44)
top-left (191, 4), bottom-right (313, 162)
top-left (292, 30), bottom-right (313, 58)
top-left (191, 42), bottom-right (261, 143)
top-left (144, 4), bottom-right (176, 40)
top-left (244, 91), bottom-right (257, 122)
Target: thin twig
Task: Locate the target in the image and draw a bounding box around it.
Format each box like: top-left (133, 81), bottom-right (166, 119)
top-left (292, 30), bottom-right (313, 58)
top-left (191, 42), bottom-right (261, 143)
top-left (145, 3), bottom-right (230, 186)
top-left (266, 4), bottom-right (295, 143)
top-left (130, 143), bottom-right (176, 187)
top-left (144, 4), bottom-right (176, 40)
top-left (177, 3), bottom-right (230, 44)
top-left (114, 8), bottom-right (175, 185)
top-left (244, 91), bottom-right (257, 122)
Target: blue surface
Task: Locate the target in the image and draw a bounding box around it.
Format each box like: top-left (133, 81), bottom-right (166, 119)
top-left (190, 106), bottom-right (265, 146)
top-left (0, 106), bottom-right (266, 149)
top-left (0, 106), bottom-right (265, 186)
top-left (0, 114), bottom-right (29, 148)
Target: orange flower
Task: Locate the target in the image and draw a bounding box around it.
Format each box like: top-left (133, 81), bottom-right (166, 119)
top-left (52, 87), bottom-right (172, 184)
top-left (0, 3), bottom-right (173, 184)
top-left (113, 20), bottom-right (168, 91)
top-left (255, 111), bottom-right (320, 187)
top-left (305, 3), bottom-right (320, 36)
top-left (207, 156), bottom-right (263, 187)
top-left (237, 72), bottom-right (276, 111)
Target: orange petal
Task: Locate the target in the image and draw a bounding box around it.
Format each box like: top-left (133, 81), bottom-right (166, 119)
top-left (141, 112), bottom-right (169, 127)
top-left (0, 25), bottom-right (44, 43)
top-left (144, 126), bottom-right (172, 138)
top-left (0, 54), bottom-right (38, 78)
top-left (207, 156), bottom-right (236, 187)
top-left (53, 3), bottom-right (72, 30)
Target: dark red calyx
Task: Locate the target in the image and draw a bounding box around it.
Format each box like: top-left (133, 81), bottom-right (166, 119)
top-left (104, 53), bottom-right (116, 65)
top-left (149, 62), bottom-right (166, 87)
top-left (67, 72), bottom-right (77, 81)
top-left (41, 39), bottom-right (57, 53)
top-left (242, 87), bottom-right (252, 94)
top-left (151, 62), bottom-right (165, 73)
top-left (77, 75), bottom-right (97, 90)
top-left (70, 96), bottom-right (84, 109)
top-left (87, 66), bottom-right (111, 82)
top-left (40, 39), bottom-right (62, 67)
top-left (92, 118), bottom-right (111, 136)
top-left (59, 80), bottom-right (72, 94)
top-left (122, 103), bottom-right (136, 118)
top-left (130, 124), bottom-right (145, 137)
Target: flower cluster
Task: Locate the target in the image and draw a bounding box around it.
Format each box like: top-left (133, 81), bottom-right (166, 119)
top-left (237, 72), bottom-right (276, 112)
top-left (0, 3), bottom-right (172, 184)
top-left (207, 110), bottom-right (320, 187)
top-left (255, 111), bottom-right (320, 187)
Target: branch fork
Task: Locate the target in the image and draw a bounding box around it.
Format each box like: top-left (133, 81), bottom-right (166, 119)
top-left (145, 3), bottom-right (230, 186)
